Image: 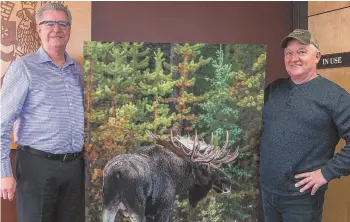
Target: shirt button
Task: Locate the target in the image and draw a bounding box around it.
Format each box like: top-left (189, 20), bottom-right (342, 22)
top-left (69, 103), bottom-right (72, 106)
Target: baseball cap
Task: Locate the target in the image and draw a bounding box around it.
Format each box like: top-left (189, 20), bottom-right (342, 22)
top-left (280, 29), bottom-right (319, 49)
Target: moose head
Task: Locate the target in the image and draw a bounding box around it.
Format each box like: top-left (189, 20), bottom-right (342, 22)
top-left (148, 131), bottom-right (239, 208)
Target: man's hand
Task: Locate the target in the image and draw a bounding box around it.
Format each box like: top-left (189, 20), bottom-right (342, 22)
top-left (0, 176), bottom-right (16, 200)
top-left (295, 169), bottom-right (327, 195)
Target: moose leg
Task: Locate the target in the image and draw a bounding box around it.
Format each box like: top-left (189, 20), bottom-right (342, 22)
top-left (153, 203), bottom-right (173, 222)
top-left (129, 206), bottom-right (147, 222)
top-left (103, 207), bottom-right (118, 222)
top-left (127, 201), bottom-right (146, 222)
top-left (153, 190), bottom-right (175, 222)
top-left (129, 213), bottom-right (146, 222)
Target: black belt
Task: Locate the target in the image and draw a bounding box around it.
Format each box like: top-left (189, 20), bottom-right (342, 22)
top-left (18, 146), bottom-right (81, 162)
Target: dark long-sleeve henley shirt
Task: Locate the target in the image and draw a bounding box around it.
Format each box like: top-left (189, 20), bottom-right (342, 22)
top-left (259, 75), bottom-right (350, 196)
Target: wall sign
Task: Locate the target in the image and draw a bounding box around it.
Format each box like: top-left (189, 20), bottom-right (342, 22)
top-left (317, 52), bottom-right (350, 69)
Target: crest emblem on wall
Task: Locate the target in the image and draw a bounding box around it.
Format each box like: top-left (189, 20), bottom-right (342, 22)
top-left (1, 1), bottom-right (66, 83)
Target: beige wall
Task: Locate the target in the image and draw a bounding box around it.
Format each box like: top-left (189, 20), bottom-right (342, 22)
top-left (0, 1), bottom-right (91, 149)
top-left (65, 1), bottom-right (91, 64)
top-left (308, 2), bottom-right (350, 222)
top-left (1, 1), bottom-right (91, 78)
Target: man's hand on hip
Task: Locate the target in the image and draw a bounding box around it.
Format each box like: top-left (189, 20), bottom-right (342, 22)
top-left (295, 169), bottom-right (328, 195)
top-left (0, 176), bottom-right (16, 200)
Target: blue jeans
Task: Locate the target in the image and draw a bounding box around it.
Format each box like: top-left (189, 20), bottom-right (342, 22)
top-left (261, 188), bottom-right (325, 222)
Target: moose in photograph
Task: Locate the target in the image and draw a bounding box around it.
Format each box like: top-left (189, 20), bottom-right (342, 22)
top-left (102, 131), bottom-right (239, 222)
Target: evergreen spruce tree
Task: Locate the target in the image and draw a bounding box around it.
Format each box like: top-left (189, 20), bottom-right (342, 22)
top-left (197, 45), bottom-right (242, 143)
top-left (169, 43), bottom-right (211, 133)
top-left (83, 41), bottom-right (117, 221)
top-left (225, 51), bottom-right (266, 221)
top-left (128, 42), bottom-right (150, 74)
top-left (137, 48), bottom-right (177, 137)
top-left (123, 42), bottom-right (150, 95)
top-left (189, 46), bottom-right (247, 221)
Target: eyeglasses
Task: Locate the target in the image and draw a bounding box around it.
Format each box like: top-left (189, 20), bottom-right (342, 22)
top-left (38, 21), bottom-right (71, 29)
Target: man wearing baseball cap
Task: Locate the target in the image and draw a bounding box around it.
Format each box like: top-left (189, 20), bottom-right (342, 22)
top-left (259, 29), bottom-right (350, 221)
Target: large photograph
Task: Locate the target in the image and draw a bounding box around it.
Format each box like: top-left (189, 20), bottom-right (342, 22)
top-left (84, 41), bottom-right (266, 222)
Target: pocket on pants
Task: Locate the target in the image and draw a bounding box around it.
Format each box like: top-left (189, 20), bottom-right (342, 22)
top-left (15, 151), bottom-right (21, 184)
top-left (315, 191), bottom-right (325, 209)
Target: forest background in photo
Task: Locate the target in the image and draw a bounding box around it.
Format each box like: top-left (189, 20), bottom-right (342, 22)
top-left (83, 41), bottom-right (266, 222)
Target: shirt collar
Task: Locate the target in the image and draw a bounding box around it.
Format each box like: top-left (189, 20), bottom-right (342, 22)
top-left (36, 46), bottom-right (51, 63)
top-left (36, 46), bottom-right (74, 67)
top-left (288, 75), bottom-right (321, 89)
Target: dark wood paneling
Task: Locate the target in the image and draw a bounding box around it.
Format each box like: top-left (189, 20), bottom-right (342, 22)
top-left (293, 1), bottom-right (308, 29)
top-left (1, 150), bottom-right (17, 222)
top-left (92, 1), bottom-right (293, 84)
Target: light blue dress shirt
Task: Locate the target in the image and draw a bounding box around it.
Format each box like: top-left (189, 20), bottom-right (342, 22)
top-left (1, 47), bottom-right (84, 178)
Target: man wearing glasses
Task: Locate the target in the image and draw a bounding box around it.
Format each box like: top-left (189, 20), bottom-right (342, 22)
top-left (0, 3), bottom-right (84, 222)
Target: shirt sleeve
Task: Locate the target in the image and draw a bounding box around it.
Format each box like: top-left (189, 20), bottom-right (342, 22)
top-left (321, 88), bottom-right (350, 181)
top-left (264, 83), bottom-right (271, 103)
top-left (0, 58), bottom-right (29, 178)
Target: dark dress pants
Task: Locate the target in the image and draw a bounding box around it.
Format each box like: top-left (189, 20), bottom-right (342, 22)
top-left (15, 148), bottom-right (84, 222)
top-left (261, 188), bottom-right (325, 222)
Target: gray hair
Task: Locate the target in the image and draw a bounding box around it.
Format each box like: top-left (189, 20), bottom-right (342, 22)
top-left (309, 44), bottom-right (320, 54)
top-left (35, 3), bottom-right (72, 25)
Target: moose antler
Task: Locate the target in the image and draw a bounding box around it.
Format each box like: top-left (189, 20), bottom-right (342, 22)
top-left (148, 130), bottom-right (239, 165)
top-left (147, 131), bottom-right (185, 157)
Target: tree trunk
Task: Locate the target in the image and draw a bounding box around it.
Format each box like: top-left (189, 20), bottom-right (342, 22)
top-left (111, 85), bottom-right (118, 117)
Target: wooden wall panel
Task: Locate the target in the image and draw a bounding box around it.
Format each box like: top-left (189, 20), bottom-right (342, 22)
top-left (318, 68), bottom-right (350, 92)
top-left (0, 150), bottom-right (18, 222)
top-left (308, 1), bottom-right (350, 16)
top-left (65, 1), bottom-right (91, 64)
top-left (309, 7), bottom-right (350, 54)
top-left (322, 138), bottom-right (350, 222)
top-left (323, 171), bottom-right (350, 222)
top-left (309, 2), bottom-right (350, 222)
top-left (318, 68), bottom-right (350, 222)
